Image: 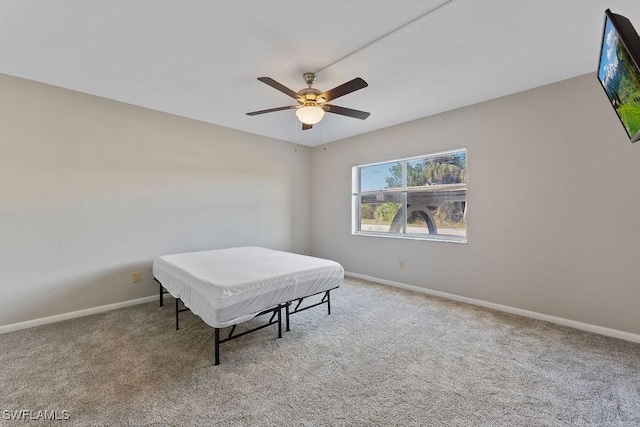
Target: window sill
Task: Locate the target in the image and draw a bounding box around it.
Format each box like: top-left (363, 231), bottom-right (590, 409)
top-left (352, 231), bottom-right (467, 244)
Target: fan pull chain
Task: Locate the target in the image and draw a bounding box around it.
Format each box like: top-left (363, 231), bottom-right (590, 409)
top-left (294, 114), bottom-right (298, 152)
top-left (323, 116), bottom-right (327, 151)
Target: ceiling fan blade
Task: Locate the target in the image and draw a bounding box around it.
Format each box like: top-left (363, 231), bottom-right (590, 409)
top-left (302, 123), bottom-right (313, 131)
top-left (246, 105), bottom-right (297, 116)
top-left (319, 78), bottom-right (368, 103)
top-left (257, 77), bottom-right (301, 101)
top-left (325, 104), bottom-right (370, 120)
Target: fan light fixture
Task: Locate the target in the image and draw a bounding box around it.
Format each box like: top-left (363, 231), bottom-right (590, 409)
top-left (296, 102), bottom-right (325, 125)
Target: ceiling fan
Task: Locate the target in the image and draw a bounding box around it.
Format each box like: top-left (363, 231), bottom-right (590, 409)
top-left (246, 72), bottom-right (370, 130)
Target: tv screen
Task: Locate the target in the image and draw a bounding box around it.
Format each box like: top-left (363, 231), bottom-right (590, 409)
top-left (597, 9), bottom-right (640, 143)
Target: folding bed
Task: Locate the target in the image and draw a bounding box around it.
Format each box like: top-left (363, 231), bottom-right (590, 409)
top-left (152, 246), bottom-right (344, 365)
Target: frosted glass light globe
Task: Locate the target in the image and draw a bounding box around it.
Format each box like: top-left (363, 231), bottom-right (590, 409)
top-left (296, 104), bottom-right (325, 125)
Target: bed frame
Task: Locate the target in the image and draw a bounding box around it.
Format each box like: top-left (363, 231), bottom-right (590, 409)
top-left (156, 279), bottom-right (336, 365)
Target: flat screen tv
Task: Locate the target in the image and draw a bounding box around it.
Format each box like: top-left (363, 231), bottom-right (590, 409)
top-left (597, 9), bottom-right (640, 143)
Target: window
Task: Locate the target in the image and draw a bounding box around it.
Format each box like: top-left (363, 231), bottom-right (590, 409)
top-left (352, 148), bottom-right (467, 243)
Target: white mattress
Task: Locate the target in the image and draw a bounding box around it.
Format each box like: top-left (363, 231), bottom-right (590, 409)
top-left (152, 246), bottom-right (344, 328)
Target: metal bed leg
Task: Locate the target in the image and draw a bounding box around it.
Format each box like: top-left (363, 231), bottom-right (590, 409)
top-left (214, 328), bottom-right (220, 366)
top-left (285, 303), bottom-right (290, 332)
top-left (278, 305), bottom-right (282, 338)
top-left (159, 283), bottom-right (164, 307)
top-left (327, 290), bottom-right (331, 315)
top-left (175, 298), bottom-right (179, 330)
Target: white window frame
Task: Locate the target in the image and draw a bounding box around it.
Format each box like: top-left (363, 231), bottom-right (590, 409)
top-left (351, 148), bottom-right (467, 243)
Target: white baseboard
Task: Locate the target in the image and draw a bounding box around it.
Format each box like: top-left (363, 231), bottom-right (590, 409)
top-left (0, 295), bottom-right (158, 335)
top-left (345, 272), bottom-right (640, 344)
top-left (4, 275), bottom-right (639, 345)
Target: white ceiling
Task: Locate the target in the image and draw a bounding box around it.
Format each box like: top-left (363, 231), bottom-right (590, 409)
top-left (1, 0), bottom-right (640, 146)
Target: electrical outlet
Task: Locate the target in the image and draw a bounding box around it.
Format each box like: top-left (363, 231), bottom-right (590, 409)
top-left (398, 261), bottom-right (405, 270)
top-left (132, 272), bottom-right (141, 283)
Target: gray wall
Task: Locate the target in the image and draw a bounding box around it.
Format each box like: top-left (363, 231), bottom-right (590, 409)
top-left (311, 73), bottom-right (640, 335)
top-left (4, 71), bottom-right (640, 336)
top-left (0, 74), bottom-right (311, 327)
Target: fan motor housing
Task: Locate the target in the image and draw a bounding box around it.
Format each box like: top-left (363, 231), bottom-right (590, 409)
top-left (298, 87), bottom-right (322, 102)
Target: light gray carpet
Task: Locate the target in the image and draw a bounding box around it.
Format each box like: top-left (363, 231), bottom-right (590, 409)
top-left (1, 277), bottom-right (639, 426)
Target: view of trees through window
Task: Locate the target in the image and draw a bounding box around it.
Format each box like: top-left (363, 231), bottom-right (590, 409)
top-left (354, 149), bottom-right (467, 242)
